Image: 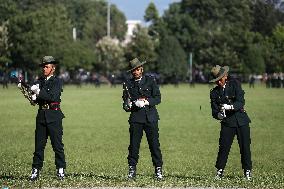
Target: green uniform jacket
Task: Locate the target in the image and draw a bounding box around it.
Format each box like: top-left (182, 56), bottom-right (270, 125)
top-left (122, 76), bottom-right (161, 123)
top-left (210, 79), bottom-right (251, 127)
top-left (35, 76), bottom-right (65, 123)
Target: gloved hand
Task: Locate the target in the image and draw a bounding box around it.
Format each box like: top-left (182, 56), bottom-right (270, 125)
top-left (217, 111), bottom-right (226, 120)
top-left (127, 99), bottom-right (132, 109)
top-left (31, 94), bottom-right (37, 101)
top-left (222, 104), bottom-right (234, 110)
top-left (135, 100), bottom-right (145, 108)
top-left (17, 83), bottom-right (22, 89)
top-left (31, 84), bottom-right (40, 95)
top-left (144, 100), bottom-right (149, 106)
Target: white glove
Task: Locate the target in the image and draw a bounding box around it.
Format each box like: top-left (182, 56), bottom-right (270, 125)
top-left (222, 104), bottom-right (234, 110)
top-left (135, 100), bottom-right (145, 108)
top-left (31, 94), bottom-right (37, 101)
top-left (127, 99), bottom-right (132, 109)
top-left (144, 100), bottom-right (149, 106)
top-left (31, 84), bottom-right (40, 95)
top-left (217, 112), bottom-right (226, 119)
top-left (17, 83), bottom-right (22, 89)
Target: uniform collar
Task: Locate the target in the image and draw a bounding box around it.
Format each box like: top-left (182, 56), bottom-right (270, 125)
top-left (138, 76), bottom-right (146, 86)
top-left (218, 81), bottom-right (227, 90)
top-left (132, 76), bottom-right (145, 84)
top-left (134, 77), bottom-right (142, 82)
top-left (46, 75), bottom-right (54, 81)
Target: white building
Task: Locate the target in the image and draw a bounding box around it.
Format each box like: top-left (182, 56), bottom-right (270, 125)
top-left (124, 20), bottom-right (142, 44)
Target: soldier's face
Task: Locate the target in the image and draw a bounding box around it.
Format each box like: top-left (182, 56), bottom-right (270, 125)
top-left (216, 74), bottom-right (228, 87)
top-left (131, 66), bottom-right (143, 79)
top-left (42, 64), bottom-right (55, 77)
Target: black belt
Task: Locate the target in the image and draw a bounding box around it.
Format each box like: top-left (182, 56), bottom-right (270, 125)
top-left (39, 102), bottom-right (60, 110)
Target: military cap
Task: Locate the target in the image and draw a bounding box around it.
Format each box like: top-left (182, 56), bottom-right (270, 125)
top-left (209, 65), bottom-right (229, 82)
top-left (127, 58), bottom-right (146, 72)
top-left (39, 56), bottom-right (58, 66)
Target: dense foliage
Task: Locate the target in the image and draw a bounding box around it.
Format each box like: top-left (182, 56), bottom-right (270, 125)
top-left (0, 0), bottom-right (283, 79)
top-left (0, 0), bottom-right (126, 74)
top-left (153, 0), bottom-right (284, 76)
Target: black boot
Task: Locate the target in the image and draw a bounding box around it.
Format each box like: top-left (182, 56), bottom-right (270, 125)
top-left (244, 169), bottom-right (252, 181)
top-left (215, 169), bottom-right (224, 180)
top-left (155, 167), bottom-right (163, 180)
top-left (57, 168), bottom-right (65, 180)
top-left (128, 165), bottom-right (136, 179)
top-left (30, 168), bottom-right (40, 181)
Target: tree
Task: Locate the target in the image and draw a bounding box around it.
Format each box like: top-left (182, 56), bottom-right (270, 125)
top-left (125, 26), bottom-right (157, 72)
top-left (157, 35), bottom-right (187, 79)
top-left (65, 0), bottom-right (127, 44)
top-left (161, 0), bottom-right (254, 74)
top-left (243, 44), bottom-right (265, 74)
top-left (252, 0), bottom-right (279, 36)
top-left (0, 22), bottom-right (11, 68)
top-left (95, 36), bottom-right (125, 75)
top-left (144, 2), bottom-right (159, 23)
top-left (268, 24), bottom-right (284, 72)
top-left (0, 0), bottom-right (18, 23)
top-left (8, 3), bottom-right (74, 71)
top-left (0, 0), bottom-right (127, 73)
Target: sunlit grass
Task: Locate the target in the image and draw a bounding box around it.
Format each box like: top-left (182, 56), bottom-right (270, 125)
top-left (0, 84), bottom-right (283, 188)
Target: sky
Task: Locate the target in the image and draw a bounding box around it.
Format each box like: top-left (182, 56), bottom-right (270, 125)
top-left (110, 0), bottom-right (181, 21)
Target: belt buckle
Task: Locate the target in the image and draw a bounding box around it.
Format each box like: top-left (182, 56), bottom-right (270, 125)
top-left (42, 104), bottom-right (49, 109)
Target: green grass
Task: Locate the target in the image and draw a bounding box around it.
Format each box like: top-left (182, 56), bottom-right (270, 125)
top-left (0, 84), bottom-right (283, 188)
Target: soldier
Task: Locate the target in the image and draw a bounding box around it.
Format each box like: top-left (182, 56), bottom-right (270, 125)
top-left (122, 58), bottom-right (163, 180)
top-left (28, 56), bottom-right (66, 181)
top-left (209, 65), bottom-right (252, 181)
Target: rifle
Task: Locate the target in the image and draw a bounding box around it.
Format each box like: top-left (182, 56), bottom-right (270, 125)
top-left (13, 75), bottom-right (36, 106)
top-left (122, 82), bottom-right (132, 111)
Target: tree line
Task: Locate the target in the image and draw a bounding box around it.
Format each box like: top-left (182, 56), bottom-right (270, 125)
top-left (0, 0), bottom-right (284, 82)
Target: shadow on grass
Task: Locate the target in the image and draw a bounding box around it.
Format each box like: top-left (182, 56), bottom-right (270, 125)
top-left (0, 172), bottom-right (245, 184)
top-left (67, 172), bottom-right (123, 181)
top-left (0, 175), bottom-right (28, 181)
top-left (165, 173), bottom-right (245, 181)
top-left (165, 173), bottom-right (211, 181)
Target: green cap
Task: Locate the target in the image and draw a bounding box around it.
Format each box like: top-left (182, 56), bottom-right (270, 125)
top-left (127, 58), bottom-right (146, 72)
top-left (209, 65), bottom-right (229, 82)
top-left (40, 56), bottom-right (58, 66)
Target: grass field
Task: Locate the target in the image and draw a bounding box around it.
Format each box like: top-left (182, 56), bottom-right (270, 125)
top-left (0, 84), bottom-right (283, 188)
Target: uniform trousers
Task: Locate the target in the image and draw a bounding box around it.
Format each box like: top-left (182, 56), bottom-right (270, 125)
top-left (128, 121), bottom-right (163, 167)
top-left (32, 117), bottom-right (66, 169)
top-left (216, 125), bottom-right (252, 170)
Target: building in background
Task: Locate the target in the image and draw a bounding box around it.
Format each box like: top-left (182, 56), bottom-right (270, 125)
top-left (123, 20), bottom-right (141, 44)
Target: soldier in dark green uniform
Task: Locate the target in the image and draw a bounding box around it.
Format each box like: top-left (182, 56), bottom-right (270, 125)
top-left (29, 56), bottom-right (66, 181)
top-left (209, 65), bottom-right (252, 180)
top-left (122, 58), bottom-right (163, 180)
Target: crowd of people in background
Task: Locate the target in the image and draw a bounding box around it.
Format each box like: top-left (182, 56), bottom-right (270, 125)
top-left (263, 73), bottom-right (284, 88)
top-left (0, 69), bottom-right (284, 89)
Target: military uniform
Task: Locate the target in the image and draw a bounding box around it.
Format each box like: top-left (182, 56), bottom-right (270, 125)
top-left (122, 75), bottom-right (163, 168)
top-left (210, 78), bottom-right (252, 171)
top-left (32, 75), bottom-right (66, 170)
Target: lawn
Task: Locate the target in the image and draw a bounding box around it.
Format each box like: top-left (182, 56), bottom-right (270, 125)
top-left (0, 84), bottom-right (283, 188)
